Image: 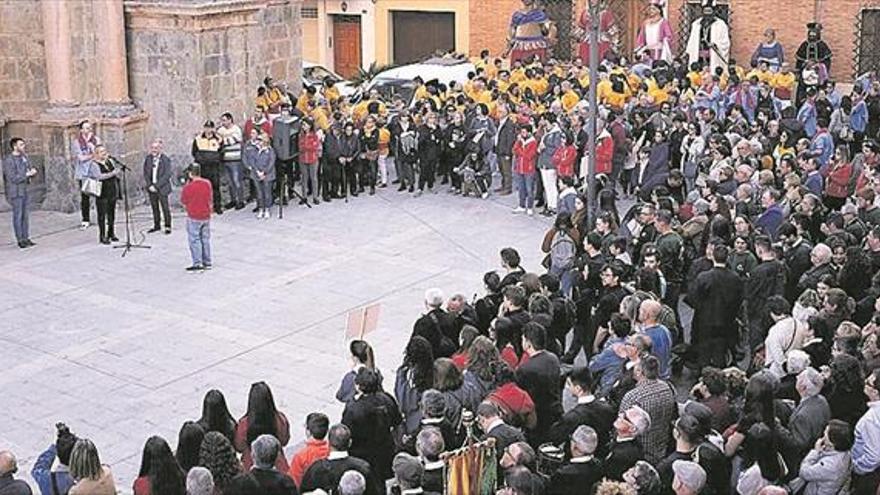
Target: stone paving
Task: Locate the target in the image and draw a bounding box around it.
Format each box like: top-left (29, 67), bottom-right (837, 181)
top-left (0, 188), bottom-right (563, 493)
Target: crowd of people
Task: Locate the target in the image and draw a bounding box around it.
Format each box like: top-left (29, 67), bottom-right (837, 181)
top-left (9, 0), bottom-right (880, 492)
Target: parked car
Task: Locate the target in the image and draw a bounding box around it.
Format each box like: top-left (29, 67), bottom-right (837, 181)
top-left (356, 57), bottom-right (476, 111)
top-left (303, 61), bottom-right (357, 99)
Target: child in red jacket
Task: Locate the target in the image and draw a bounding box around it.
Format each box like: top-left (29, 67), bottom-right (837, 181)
top-left (297, 119), bottom-right (322, 205)
top-left (512, 124), bottom-right (538, 215)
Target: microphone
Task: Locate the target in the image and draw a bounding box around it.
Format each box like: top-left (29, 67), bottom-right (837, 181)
top-left (108, 155), bottom-right (130, 170)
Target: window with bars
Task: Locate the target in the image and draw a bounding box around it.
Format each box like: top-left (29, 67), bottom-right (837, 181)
top-left (302, 6), bottom-right (319, 19)
top-left (858, 9), bottom-right (880, 75)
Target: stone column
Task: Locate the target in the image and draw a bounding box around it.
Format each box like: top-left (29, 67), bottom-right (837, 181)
top-left (40, 0), bottom-right (74, 105)
top-left (96, 0), bottom-right (131, 103)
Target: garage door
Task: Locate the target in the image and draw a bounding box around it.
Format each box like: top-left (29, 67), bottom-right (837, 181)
top-left (392, 11), bottom-right (455, 65)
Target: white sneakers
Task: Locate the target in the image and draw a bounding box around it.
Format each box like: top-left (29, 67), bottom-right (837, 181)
top-left (256, 209), bottom-right (270, 219)
top-left (512, 207), bottom-right (526, 214)
top-left (527, 209), bottom-right (534, 216)
top-left (80, 221), bottom-right (90, 230)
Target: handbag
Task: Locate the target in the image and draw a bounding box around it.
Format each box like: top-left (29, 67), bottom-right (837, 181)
top-left (80, 178), bottom-right (102, 197)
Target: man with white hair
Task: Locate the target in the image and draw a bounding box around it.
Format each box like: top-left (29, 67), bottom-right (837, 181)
top-left (237, 434), bottom-right (298, 494)
top-left (143, 138), bottom-right (173, 234)
top-left (337, 470), bottom-right (366, 495)
top-left (416, 427), bottom-right (445, 494)
top-left (186, 467), bottom-right (215, 495)
top-left (797, 243), bottom-right (835, 294)
top-left (547, 425), bottom-right (602, 494)
top-left (411, 288), bottom-right (457, 357)
top-left (671, 460), bottom-right (706, 495)
top-left (778, 367), bottom-right (831, 474)
top-left (605, 405), bottom-right (651, 480)
top-left (0, 451), bottom-right (32, 495)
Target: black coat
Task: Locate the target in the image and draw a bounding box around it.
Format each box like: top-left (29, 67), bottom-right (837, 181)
top-left (547, 458), bottom-right (603, 495)
top-left (341, 392), bottom-right (402, 482)
top-left (495, 117), bottom-right (517, 157)
top-left (746, 259), bottom-right (787, 320)
top-left (419, 125), bottom-right (443, 162)
top-left (412, 309), bottom-right (457, 358)
top-left (784, 240), bottom-right (814, 302)
top-left (797, 263), bottom-right (835, 295)
top-left (546, 400), bottom-right (616, 457)
top-left (0, 476), bottom-right (31, 495)
top-left (484, 422), bottom-right (526, 458)
top-left (688, 266), bottom-right (744, 344)
top-left (300, 455), bottom-right (381, 495)
top-left (515, 351), bottom-right (562, 443)
top-left (604, 438), bottom-right (643, 481)
top-left (250, 468), bottom-right (299, 495)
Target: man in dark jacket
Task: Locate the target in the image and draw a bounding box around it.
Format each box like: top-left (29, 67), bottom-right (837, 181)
top-left (338, 122), bottom-right (361, 197)
top-left (143, 139), bottom-right (173, 234)
top-left (516, 323), bottom-right (562, 445)
top-left (494, 103), bottom-right (516, 195)
top-left (341, 369), bottom-right (402, 482)
top-left (547, 426), bottom-right (603, 495)
top-left (322, 124), bottom-right (343, 201)
top-left (746, 236), bottom-right (787, 350)
top-left (300, 424), bottom-right (381, 495)
top-left (778, 222), bottom-right (814, 302)
top-left (271, 104), bottom-right (301, 205)
top-left (547, 367), bottom-right (615, 457)
top-left (796, 243), bottom-right (834, 294)
top-left (686, 245), bottom-right (744, 370)
top-left (391, 112), bottom-right (419, 193)
top-left (245, 435), bottom-right (299, 495)
top-left (0, 451), bottom-right (32, 495)
top-left (605, 405), bottom-right (649, 480)
top-left (412, 288), bottom-right (457, 358)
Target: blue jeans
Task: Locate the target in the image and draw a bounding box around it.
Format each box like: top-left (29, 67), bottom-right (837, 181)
top-left (224, 161), bottom-right (244, 204)
top-left (10, 195), bottom-right (28, 242)
top-left (186, 218), bottom-right (211, 267)
top-left (513, 172), bottom-right (535, 208)
top-left (255, 179), bottom-right (273, 209)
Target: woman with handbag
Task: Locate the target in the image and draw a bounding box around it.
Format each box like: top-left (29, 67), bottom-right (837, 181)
top-left (85, 145), bottom-right (120, 245)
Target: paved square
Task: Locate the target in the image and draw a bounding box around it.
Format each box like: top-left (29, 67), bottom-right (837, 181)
top-left (0, 190), bottom-right (552, 492)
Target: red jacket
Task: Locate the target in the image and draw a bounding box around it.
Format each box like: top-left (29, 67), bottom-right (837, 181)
top-left (289, 438), bottom-right (330, 487)
top-left (298, 131), bottom-right (321, 165)
top-left (824, 161), bottom-right (852, 199)
top-left (552, 145), bottom-right (577, 178)
top-left (486, 382), bottom-right (537, 430)
top-left (596, 133), bottom-right (614, 175)
top-left (451, 351), bottom-right (469, 370)
top-left (180, 177), bottom-right (212, 220)
top-left (513, 137), bottom-right (538, 175)
top-left (244, 118), bottom-right (272, 139)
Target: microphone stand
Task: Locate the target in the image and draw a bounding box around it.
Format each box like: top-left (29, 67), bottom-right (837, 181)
top-left (110, 156), bottom-right (151, 257)
top-left (278, 153), bottom-right (311, 219)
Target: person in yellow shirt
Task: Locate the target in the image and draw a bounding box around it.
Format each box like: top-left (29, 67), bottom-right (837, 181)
top-left (377, 123), bottom-right (392, 187)
top-left (322, 78), bottom-right (341, 106)
top-left (496, 70), bottom-right (511, 93)
top-left (297, 86), bottom-right (317, 114)
top-left (352, 89), bottom-right (387, 123)
top-left (771, 62), bottom-right (796, 104)
top-left (686, 61), bottom-right (703, 88)
top-left (309, 101), bottom-right (331, 131)
top-left (560, 80), bottom-right (580, 113)
top-left (510, 65), bottom-right (527, 85)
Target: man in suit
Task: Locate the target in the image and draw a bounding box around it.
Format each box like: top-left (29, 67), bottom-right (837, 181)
top-left (245, 435), bottom-right (298, 495)
top-left (300, 424), bottom-right (381, 495)
top-left (547, 426), bottom-right (603, 495)
top-left (605, 405), bottom-right (650, 481)
top-left (686, 245), bottom-right (744, 370)
top-left (412, 288), bottom-right (457, 358)
top-left (143, 139), bottom-right (173, 234)
top-left (779, 367), bottom-right (831, 474)
top-left (478, 401), bottom-right (526, 458)
top-left (516, 323), bottom-right (563, 445)
top-left (0, 451), bottom-right (32, 495)
top-left (547, 367), bottom-right (615, 457)
top-left (2, 138), bottom-right (36, 249)
top-left (494, 103), bottom-right (516, 195)
top-left (392, 453), bottom-right (438, 495)
top-left (416, 427), bottom-right (445, 494)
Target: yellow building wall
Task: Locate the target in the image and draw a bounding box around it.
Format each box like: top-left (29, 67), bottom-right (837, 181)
top-left (373, 0), bottom-right (470, 66)
top-left (302, 17), bottom-right (320, 63)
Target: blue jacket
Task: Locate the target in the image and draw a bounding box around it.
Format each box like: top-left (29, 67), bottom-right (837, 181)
top-left (811, 131), bottom-right (835, 171)
top-left (852, 99), bottom-right (868, 133)
top-left (756, 203), bottom-right (785, 240)
top-left (804, 172), bottom-right (824, 196)
top-left (589, 336), bottom-right (626, 396)
top-left (798, 101), bottom-right (818, 138)
top-left (31, 445), bottom-right (74, 495)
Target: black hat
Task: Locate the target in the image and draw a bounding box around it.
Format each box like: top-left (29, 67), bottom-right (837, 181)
top-left (203, 120), bottom-right (215, 128)
top-left (807, 22), bottom-right (823, 31)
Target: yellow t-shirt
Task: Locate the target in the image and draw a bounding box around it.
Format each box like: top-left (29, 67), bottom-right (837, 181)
top-left (687, 71), bottom-right (702, 88)
top-left (310, 107), bottom-right (331, 131)
top-left (561, 91), bottom-right (580, 113)
top-left (772, 72), bottom-right (796, 90)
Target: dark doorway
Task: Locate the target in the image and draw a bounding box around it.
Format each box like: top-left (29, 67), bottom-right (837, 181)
top-left (333, 15), bottom-right (362, 78)
top-left (392, 11), bottom-right (455, 64)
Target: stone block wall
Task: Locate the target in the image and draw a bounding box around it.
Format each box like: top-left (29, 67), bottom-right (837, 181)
top-left (126, 0), bottom-right (303, 172)
top-left (0, 0), bottom-right (48, 119)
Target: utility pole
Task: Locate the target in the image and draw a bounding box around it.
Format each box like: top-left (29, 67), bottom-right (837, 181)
top-left (586, 0), bottom-right (602, 225)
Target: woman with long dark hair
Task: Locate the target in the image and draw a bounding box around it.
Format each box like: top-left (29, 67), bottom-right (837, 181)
top-left (233, 381), bottom-right (290, 472)
top-left (198, 431), bottom-right (242, 493)
top-left (133, 436), bottom-right (185, 495)
top-left (336, 339), bottom-right (382, 403)
top-left (824, 353), bottom-right (867, 426)
top-left (724, 372), bottom-right (778, 459)
top-left (174, 421), bottom-right (205, 473)
top-left (737, 422), bottom-right (787, 494)
top-left (342, 367), bottom-right (401, 482)
top-left (395, 336), bottom-right (435, 436)
top-left (196, 389), bottom-right (237, 444)
top-left (451, 326), bottom-right (480, 371)
top-left (491, 316), bottom-right (520, 368)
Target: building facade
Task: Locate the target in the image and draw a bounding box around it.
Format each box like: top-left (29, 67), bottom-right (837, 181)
top-left (0, 0), bottom-right (303, 212)
top-left (305, 0), bottom-right (878, 85)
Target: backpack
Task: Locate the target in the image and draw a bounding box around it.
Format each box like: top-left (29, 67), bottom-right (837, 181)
top-left (550, 231), bottom-right (577, 270)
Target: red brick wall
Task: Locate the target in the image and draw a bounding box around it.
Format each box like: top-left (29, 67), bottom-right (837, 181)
top-left (470, 0), bottom-right (861, 81)
top-left (469, 0), bottom-right (521, 57)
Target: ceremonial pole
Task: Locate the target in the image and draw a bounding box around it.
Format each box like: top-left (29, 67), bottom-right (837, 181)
top-left (586, 0), bottom-right (602, 225)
